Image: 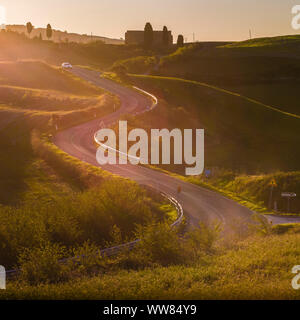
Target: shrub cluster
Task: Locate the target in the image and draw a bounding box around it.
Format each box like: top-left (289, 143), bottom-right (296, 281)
top-left (0, 177), bottom-right (166, 269)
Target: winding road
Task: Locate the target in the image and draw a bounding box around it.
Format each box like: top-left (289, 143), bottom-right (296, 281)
top-left (54, 67), bottom-right (297, 228)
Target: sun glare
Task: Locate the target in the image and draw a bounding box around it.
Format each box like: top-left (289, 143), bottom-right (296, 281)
top-left (0, 5), bottom-right (6, 29)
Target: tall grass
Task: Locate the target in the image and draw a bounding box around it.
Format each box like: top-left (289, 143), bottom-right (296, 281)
top-left (2, 220), bottom-right (300, 299)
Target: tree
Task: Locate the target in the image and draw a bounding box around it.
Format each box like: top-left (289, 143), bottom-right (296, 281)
top-left (26, 22), bottom-right (33, 37)
top-left (144, 22), bottom-right (153, 49)
top-left (177, 34), bottom-right (184, 47)
top-left (162, 26), bottom-right (169, 46)
top-left (46, 24), bottom-right (52, 40)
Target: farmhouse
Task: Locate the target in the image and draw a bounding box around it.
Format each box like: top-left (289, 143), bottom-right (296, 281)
top-left (125, 29), bottom-right (173, 46)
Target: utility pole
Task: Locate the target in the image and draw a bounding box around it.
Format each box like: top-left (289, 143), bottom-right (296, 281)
top-left (268, 179), bottom-right (277, 210)
top-left (193, 33), bottom-right (195, 43)
top-left (249, 29), bottom-right (252, 40)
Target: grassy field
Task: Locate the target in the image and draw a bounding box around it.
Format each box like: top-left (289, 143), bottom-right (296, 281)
top-left (158, 36), bottom-right (300, 82)
top-left (222, 35), bottom-right (300, 49)
top-left (109, 36), bottom-right (300, 118)
top-left (110, 37), bottom-right (300, 116)
top-left (221, 83), bottom-right (300, 116)
top-left (0, 60), bottom-right (119, 121)
top-left (128, 74), bottom-right (300, 173)
top-left (0, 60), bottom-right (102, 94)
top-left (2, 227), bottom-right (300, 299)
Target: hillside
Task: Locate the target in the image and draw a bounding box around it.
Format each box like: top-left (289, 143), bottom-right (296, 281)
top-left (0, 60), bottom-right (171, 279)
top-left (0, 60), bottom-right (102, 94)
top-left (0, 60), bottom-right (115, 204)
top-left (0, 29), bottom-right (148, 69)
top-left (104, 70), bottom-right (299, 213)
top-left (126, 74), bottom-right (300, 173)
top-left (111, 36), bottom-right (300, 116)
top-left (222, 35), bottom-right (300, 49)
top-left (7, 25), bottom-right (124, 45)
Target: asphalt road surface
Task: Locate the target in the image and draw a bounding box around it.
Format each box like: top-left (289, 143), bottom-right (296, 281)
top-left (54, 67), bottom-right (299, 228)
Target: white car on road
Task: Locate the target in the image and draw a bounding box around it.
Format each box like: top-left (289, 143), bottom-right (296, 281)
top-left (61, 62), bottom-right (73, 69)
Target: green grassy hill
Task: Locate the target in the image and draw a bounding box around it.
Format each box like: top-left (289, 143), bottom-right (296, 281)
top-left (110, 36), bottom-right (300, 116)
top-left (111, 72), bottom-right (300, 212)
top-left (221, 83), bottom-right (300, 116)
top-left (125, 36), bottom-right (300, 116)
top-left (159, 35), bottom-right (300, 80)
top-left (129, 74), bottom-right (300, 173)
top-left (222, 35), bottom-right (300, 48)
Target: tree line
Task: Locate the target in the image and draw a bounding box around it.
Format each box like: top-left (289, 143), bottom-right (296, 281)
top-left (25, 21), bottom-right (184, 47)
top-left (144, 22), bottom-right (184, 48)
top-left (26, 22), bottom-right (53, 40)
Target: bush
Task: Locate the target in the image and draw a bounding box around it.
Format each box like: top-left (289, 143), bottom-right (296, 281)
top-left (112, 56), bottom-right (157, 74)
top-left (69, 242), bottom-right (106, 276)
top-left (112, 220), bottom-right (222, 270)
top-left (0, 176), bottom-right (167, 268)
top-left (249, 213), bottom-right (273, 236)
top-left (18, 242), bottom-right (70, 285)
top-left (134, 222), bottom-right (183, 266)
top-left (186, 221), bottom-right (222, 257)
top-left (0, 206), bottom-right (48, 267)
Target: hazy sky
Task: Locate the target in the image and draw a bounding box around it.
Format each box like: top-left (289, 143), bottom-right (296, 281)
top-left (0, 0), bottom-right (299, 41)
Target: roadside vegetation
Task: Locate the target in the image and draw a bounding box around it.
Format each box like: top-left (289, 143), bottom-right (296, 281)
top-left (111, 56), bottom-right (158, 75)
top-left (186, 171), bottom-right (300, 215)
top-left (0, 60), bottom-right (173, 280)
top-left (1, 217), bottom-right (300, 299)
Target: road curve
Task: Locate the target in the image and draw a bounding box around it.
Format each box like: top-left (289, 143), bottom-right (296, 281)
top-left (54, 67), bottom-right (255, 229)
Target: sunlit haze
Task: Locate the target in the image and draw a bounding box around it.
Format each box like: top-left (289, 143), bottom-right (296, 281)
top-left (1, 0), bottom-right (299, 41)
top-left (0, 5), bottom-right (6, 25)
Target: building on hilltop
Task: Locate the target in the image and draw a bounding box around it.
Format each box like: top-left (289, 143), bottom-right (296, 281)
top-left (125, 30), bottom-right (173, 46)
